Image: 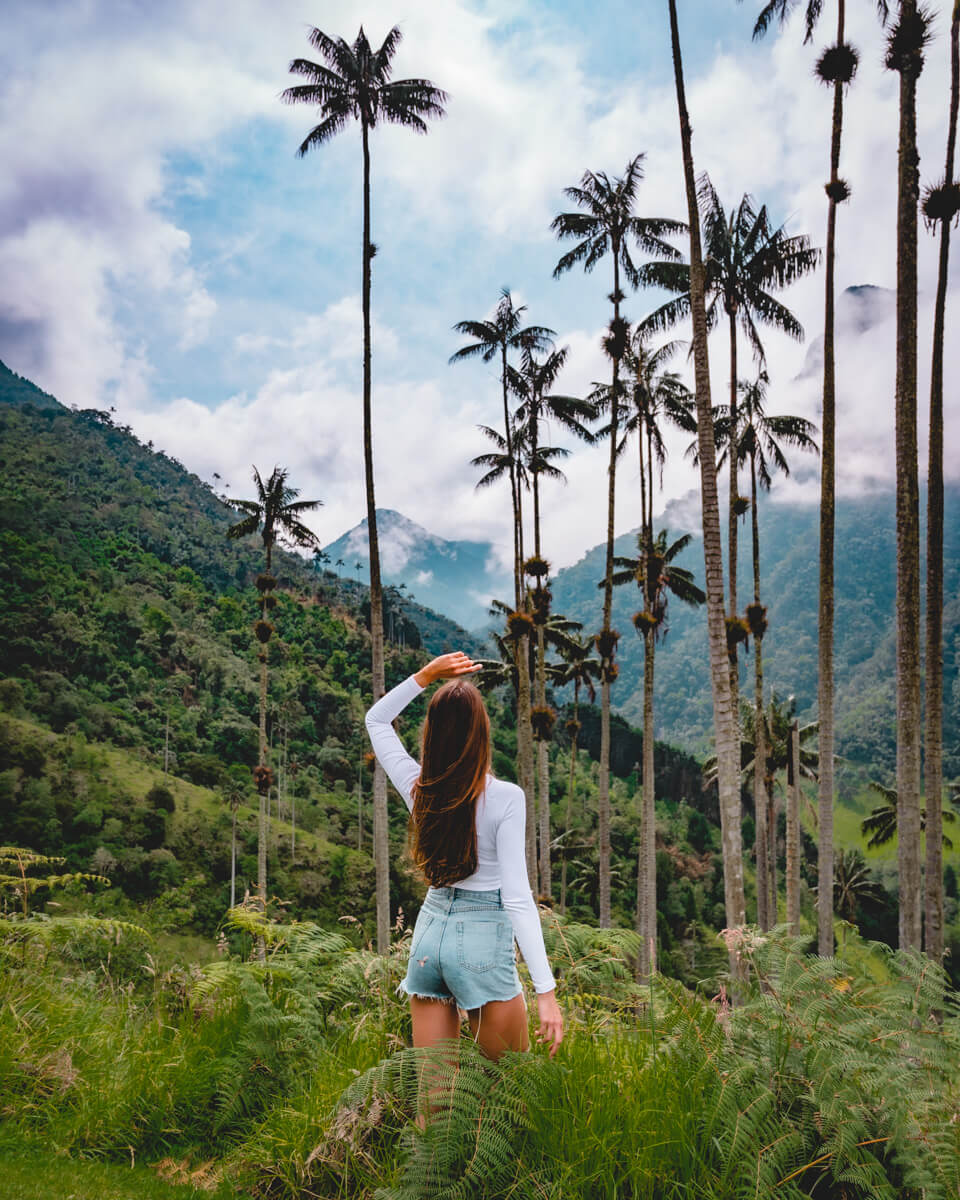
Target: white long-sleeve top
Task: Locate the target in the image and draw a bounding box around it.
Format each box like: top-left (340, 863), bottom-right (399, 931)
top-left (364, 674), bottom-right (556, 994)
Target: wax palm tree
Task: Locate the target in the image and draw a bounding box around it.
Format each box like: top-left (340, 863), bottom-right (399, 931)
top-left (552, 157), bottom-right (684, 927)
top-left (282, 25), bottom-right (446, 954)
top-left (666, 0), bottom-right (746, 954)
top-left (885, 1), bottom-right (932, 951)
top-left (613, 529), bottom-right (705, 977)
top-left (714, 372), bottom-right (819, 925)
top-left (746, 0), bottom-right (889, 958)
top-left (552, 642), bottom-right (601, 915)
top-left (509, 345), bottom-right (597, 567)
top-left (640, 178), bottom-right (819, 694)
top-left (226, 466), bottom-right (320, 932)
top-left (923, 0), bottom-right (959, 962)
top-left (616, 336), bottom-right (696, 529)
top-left (510, 344), bottom-right (596, 897)
top-left (451, 291), bottom-right (555, 605)
top-left (453, 293), bottom-right (554, 883)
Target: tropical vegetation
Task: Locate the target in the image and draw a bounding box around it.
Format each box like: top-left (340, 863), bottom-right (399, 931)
top-left (1, 1), bottom-right (959, 1194)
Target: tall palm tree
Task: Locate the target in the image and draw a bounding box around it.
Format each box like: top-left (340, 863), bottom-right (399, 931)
top-left (715, 373), bottom-right (819, 926)
top-left (453, 293), bottom-right (554, 883)
top-left (613, 529), bottom-right (705, 978)
top-left (746, 0), bottom-right (889, 958)
top-left (923, 0), bottom-right (960, 963)
top-left (552, 157), bottom-right (684, 927)
top-left (887, 0), bottom-right (930, 952)
top-left (282, 26), bottom-right (446, 953)
top-left (226, 466), bottom-right (320, 931)
top-left (617, 336), bottom-right (696, 532)
top-left (451, 291), bottom-right (555, 605)
top-left (666, 0), bottom-right (746, 952)
top-left (511, 344), bottom-right (596, 897)
top-left (640, 178), bottom-right (819, 707)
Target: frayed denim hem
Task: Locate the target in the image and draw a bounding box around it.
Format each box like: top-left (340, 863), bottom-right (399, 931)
top-left (396, 980), bottom-right (458, 1005)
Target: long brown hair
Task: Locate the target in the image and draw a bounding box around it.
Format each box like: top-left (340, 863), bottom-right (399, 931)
top-left (410, 679), bottom-right (491, 886)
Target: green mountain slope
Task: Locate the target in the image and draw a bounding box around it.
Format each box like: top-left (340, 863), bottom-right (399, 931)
top-left (0, 361), bottom-right (487, 929)
top-left (551, 487), bottom-right (960, 787)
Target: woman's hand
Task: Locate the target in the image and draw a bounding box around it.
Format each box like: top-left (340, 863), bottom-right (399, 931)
top-left (535, 990), bottom-right (563, 1057)
top-left (414, 652), bottom-right (483, 688)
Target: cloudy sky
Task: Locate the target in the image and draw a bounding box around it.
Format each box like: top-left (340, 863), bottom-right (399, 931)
top-left (2, 0), bottom-right (957, 571)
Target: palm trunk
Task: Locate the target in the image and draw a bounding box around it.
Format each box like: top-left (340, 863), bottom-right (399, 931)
top-left (787, 721), bottom-right (801, 931)
top-left (258, 655), bottom-right (268, 914)
top-left (817, 0), bottom-right (846, 958)
top-left (361, 119), bottom-right (390, 955)
top-left (925, 0), bottom-right (958, 963)
top-left (668, 0), bottom-right (745, 952)
top-left (598, 255), bottom-right (622, 929)
top-left (503, 345), bottom-right (522, 609)
top-left (533, 415), bottom-right (551, 899)
top-left (750, 451), bottom-right (769, 928)
top-left (637, 405), bottom-right (657, 978)
top-left (638, 628), bottom-right (657, 979)
top-left (504, 346), bottom-right (536, 886)
top-left (561, 682), bottom-right (580, 916)
top-left (894, 0), bottom-right (923, 953)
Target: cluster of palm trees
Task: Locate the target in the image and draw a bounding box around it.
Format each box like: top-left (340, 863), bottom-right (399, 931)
top-left (264, 3), bottom-right (956, 968)
top-left (455, 165), bottom-right (821, 974)
top-left (745, 0), bottom-right (958, 961)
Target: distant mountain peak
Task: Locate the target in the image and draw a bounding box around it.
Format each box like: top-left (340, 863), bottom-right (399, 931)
top-left (323, 510), bottom-right (510, 631)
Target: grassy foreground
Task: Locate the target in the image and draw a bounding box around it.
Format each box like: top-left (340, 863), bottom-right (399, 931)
top-left (2, 904), bottom-right (959, 1199)
top-left (0, 1140), bottom-right (242, 1200)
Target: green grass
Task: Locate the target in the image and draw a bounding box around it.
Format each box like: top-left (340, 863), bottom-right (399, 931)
top-left (798, 782), bottom-right (960, 868)
top-left (0, 1140), bottom-right (244, 1200)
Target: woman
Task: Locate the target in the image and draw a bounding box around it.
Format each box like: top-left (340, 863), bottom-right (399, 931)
top-left (365, 651), bottom-right (563, 1061)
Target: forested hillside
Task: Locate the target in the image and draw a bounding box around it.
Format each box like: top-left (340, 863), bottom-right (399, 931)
top-left (0, 363), bottom-right (733, 960)
top-left (0, 364), bottom-right (494, 934)
top-left (552, 488), bottom-right (960, 787)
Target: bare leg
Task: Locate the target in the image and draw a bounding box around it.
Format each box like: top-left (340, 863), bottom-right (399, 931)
top-left (467, 994), bottom-right (529, 1062)
top-left (410, 995), bottom-right (460, 1048)
top-left (409, 996), bottom-right (460, 1126)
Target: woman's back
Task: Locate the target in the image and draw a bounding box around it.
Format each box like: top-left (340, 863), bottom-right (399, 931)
top-left (364, 672), bottom-right (555, 994)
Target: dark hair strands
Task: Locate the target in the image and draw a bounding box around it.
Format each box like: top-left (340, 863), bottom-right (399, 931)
top-left (410, 680), bottom-right (491, 887)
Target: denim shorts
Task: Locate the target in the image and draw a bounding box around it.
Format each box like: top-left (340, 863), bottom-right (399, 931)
top-left (399, 886), bottom-right (523, 1011)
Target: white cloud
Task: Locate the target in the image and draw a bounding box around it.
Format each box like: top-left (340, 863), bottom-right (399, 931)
top-left (1, 0), bottom-right (957, 573)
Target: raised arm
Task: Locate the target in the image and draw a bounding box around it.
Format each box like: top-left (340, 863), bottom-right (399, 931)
top-left (364, 676), bottom-right (425, 811)
top-left (364, 652), bottom-right (483, 812)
